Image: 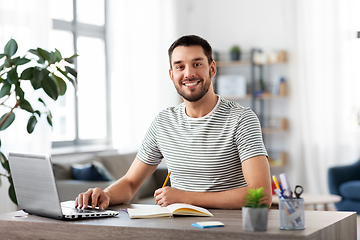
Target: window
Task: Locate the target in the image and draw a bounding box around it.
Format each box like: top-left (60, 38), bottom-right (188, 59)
top-left (49, 0), bottom-right (111, 148)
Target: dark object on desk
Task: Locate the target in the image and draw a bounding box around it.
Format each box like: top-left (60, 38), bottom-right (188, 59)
top-left (328, 158), bottom-right (360, 214)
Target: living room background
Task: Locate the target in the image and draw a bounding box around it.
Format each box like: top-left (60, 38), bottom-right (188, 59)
top-left (1, 0), bottom-right (360, 214)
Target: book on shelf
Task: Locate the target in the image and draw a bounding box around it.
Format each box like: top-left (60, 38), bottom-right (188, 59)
top-left (127, 203), bottom-right (213, 219)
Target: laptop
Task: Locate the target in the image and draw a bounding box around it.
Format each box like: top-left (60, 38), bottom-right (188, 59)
top-left (8, 152), bottom-right (119, 220)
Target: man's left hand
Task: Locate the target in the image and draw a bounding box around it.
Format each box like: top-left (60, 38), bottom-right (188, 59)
top-left (154, 187), bottom-right (186, 207)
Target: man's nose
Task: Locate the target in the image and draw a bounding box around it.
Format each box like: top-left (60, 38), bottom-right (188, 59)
top-left (184, 66), bottom-right (195, 79)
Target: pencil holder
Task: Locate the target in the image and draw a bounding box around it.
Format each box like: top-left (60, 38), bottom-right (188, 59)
top-left (278, 198), bottom-right (305, 230)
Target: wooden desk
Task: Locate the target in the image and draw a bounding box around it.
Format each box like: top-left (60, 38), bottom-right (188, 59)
top-left (0, 204), bottom-right (356, 240)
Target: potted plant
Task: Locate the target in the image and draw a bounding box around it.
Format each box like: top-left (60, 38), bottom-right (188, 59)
top-left (0, 38), bottom-right (78, 205)
top-left (230, 45), bottom-right (241, 61)
top-left (242, 187), bottom-right (269, 231)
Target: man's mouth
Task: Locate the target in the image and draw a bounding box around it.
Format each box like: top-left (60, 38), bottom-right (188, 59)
top-left (183, 78), bottom-right (201, 87)
top-left (184, 82), bottom-right (199, 86)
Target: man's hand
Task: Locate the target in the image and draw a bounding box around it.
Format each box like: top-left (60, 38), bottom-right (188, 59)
top-left (154, 187), bottom-right (187, 207)
top-left (75, 188), bottom-right (110, 210)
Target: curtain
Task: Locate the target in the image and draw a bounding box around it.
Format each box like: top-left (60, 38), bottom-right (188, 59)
top-left (287, 0), bottom-right (360, 195)
top-left (0, 0), bottom-right (51, 214)
top-left (107, 0), bottom-right (180, 153)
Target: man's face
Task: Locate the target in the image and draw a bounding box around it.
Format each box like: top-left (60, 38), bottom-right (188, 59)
top-left (169, 45), bottom-right (216, 102)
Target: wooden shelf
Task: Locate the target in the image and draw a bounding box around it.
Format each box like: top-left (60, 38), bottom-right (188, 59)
top-left (262, 128), bottom-right (287, 134)
top-left (268, 152), bottom-right (286, 167)
top-left (216, 60), bottom-right (286, 67)
top-left (216, 60), bottom-right (251, 67)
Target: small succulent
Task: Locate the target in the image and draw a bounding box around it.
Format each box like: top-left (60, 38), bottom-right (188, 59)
top-left (244, 187), bottom-right (268, 208)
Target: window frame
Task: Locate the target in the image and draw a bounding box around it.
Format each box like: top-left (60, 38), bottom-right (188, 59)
top-left (51, 0), bottom-right (112, 149)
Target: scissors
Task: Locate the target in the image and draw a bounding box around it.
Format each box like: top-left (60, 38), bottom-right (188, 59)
top-left (294, 185), bottom-right (304, 199)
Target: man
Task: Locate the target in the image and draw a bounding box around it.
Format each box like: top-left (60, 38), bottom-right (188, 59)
top-left (75, 35), bottom-right (272, 210)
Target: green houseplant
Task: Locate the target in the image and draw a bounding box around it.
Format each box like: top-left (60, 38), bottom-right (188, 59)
top-left (0, 38), bottom-right (78, 205)
top-left (230, 45), bottom-right (241, 61)
top-left (242, 187), bottom-right (269, 231)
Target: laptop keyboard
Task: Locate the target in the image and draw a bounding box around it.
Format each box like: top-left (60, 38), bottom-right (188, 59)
top-left (62, 207), bottom-right (94, 215)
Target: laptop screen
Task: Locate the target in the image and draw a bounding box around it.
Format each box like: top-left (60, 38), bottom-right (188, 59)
top-left (8, 152), bottom-right (63, 219)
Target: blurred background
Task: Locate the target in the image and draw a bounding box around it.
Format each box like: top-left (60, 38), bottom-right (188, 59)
top-left (1, 0), bottom-right (360, 214)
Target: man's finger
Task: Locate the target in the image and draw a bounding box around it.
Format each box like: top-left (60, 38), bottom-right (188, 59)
top-left (91, 188), bottom-right (101, 208)
top-left (82, 188), bottom-right (94, 209)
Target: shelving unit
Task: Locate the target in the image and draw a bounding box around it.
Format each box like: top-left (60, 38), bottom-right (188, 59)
top-left (215, 49), bottom-right (288, 169)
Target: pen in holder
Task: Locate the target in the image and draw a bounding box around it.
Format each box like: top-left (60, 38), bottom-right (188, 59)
top-left (278, 198), bottom-right (305, 230)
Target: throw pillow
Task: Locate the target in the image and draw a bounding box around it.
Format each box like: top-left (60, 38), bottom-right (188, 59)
top-left (71, 161), bottom-right (115, 181)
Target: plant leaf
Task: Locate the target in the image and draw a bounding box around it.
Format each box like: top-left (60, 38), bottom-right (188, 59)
top-left (0, 112), bottom-right (15, 131)
top-left (6, 67), bottom-right (18, 84)
top-left (15, 84), bottom-right (25, 99)
top-left (47, 111), bottom-right (53, 127)
top-left (8, 176), bottom-right (18, 205)
top-left (0, 53), bottom-right (5, 59)
top-left (37, 48), bottom-right (50, 62)
top-left (0, 83), bottom-right (11, 98)
top-left (38, 97), bottom-right (46, 106)
top-left (14, 57), bottom-right (31, 66)
top-left (0, 151), bottom-right (10, 172)
top-left (41, 75), bottom-right (59, 100)
top-left (30, 67), bottom-right (43, 89)
top-left (20, 67), bottom-right (34, 80)
top-left (27, 115), bottom-right (37, 133)
top-left (65, 66), bottom-right (77, 78)
top-left (54, 48), bottom-right (62, 62)
top-left (56, 66), bottom-right (77, 90)
top-left (19, 99), bottom-right (35, 113)
top-left (51, 74), bottom-right (67, 95)
top-left (4, 39), bottom-right (18, 57)
top-left (64, 54), bottom-right (79, 64)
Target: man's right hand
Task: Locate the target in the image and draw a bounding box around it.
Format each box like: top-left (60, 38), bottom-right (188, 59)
top-left (75, 188), bottom-right (110, 210)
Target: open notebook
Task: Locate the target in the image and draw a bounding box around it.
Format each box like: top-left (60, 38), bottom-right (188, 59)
top-left (8, 152), bottom-right (119, 220)
top-left (127, 203), bottom-right (213, 219)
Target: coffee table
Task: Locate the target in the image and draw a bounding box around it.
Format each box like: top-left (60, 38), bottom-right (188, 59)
top-left (272, 193), bottom-right (342, 211)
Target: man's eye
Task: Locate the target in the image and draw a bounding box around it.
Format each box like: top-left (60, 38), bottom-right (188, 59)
top-left (176, 66), bottom-right (184, 70)
top-left (194, 63), bottom-right (201, 67)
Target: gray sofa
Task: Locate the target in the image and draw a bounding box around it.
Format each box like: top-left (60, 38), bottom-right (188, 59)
top-left (52, 151), bottom-right (168, 204)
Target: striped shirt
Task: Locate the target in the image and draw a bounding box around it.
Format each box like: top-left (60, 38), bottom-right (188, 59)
top-left (137, 96), bottom-right (268, 192)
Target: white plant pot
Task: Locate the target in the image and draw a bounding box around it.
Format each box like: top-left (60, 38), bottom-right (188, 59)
top-left (242, 207), bottom-right (269, 231)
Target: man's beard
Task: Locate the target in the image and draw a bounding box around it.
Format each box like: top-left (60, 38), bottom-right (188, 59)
top-left (174, 71), bottom-right (212, 102)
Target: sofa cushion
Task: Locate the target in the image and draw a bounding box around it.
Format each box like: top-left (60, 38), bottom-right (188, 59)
top-left (53, 163), bottom-right (73, 180)
top-left (339, 181), bottom-right (360, 200)
top-left (97, 152), bottom-right (137, 179)
top-left (71, 161), bottom-right (115, 181)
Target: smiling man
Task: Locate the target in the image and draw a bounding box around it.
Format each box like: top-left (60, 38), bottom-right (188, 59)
top-left (75, 35), bottom-right (272, 210)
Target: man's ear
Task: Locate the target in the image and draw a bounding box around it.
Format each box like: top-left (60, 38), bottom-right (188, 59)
top-left (169, 68), bottom-right (174, 81)
top-left (210, 60), bottom-right (217, 78)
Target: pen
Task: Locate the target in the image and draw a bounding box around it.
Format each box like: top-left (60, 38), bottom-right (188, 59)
top-left (279, 173), bottom-right (291, 197)
top-left (162, 171), bottom-right (171, 188)
top-left (272, 175), bottom-right (281, 191)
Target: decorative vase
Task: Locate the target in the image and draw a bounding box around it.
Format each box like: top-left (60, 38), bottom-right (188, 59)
top-left (242, 207), bottom-right (269, 231)
top-left (230, 52), bottom-right (241, 61)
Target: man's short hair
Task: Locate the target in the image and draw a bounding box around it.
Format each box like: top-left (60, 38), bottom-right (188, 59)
top-left (168, 35), bottom-right (213, 69)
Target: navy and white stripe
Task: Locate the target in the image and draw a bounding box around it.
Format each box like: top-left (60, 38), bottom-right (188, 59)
top-left (137, 96), bottom-right (267, 192)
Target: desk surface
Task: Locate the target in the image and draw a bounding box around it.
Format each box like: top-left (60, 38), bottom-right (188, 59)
top-left (0, 204), bottom-right (356, 240)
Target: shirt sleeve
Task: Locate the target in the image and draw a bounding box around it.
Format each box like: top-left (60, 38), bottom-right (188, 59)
top-left (234, 108), bottom-right (268, 162)
top-left (136, 115), bottom-right (163, 165)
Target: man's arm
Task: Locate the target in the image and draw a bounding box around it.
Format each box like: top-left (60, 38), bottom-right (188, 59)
top-left (154, 155), bottom-right (272, 209)
top-left (75, 158), bottom-right (158, 209)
